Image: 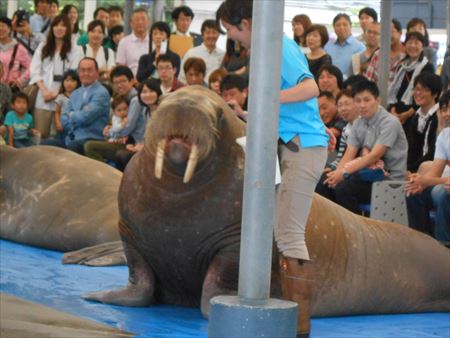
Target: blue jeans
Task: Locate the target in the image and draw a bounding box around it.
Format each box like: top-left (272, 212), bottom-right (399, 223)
top-left (407, 185), bottom-right (450, 242)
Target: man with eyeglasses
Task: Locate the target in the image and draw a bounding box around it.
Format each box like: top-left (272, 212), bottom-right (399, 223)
top-left (351, 22), bottom-right (380, 76)
top-left (156, 54), bottom-right (185, 94)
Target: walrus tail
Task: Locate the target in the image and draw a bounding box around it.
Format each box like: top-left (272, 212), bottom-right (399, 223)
top-left (62, 241), bottom-right (126, 266)
top-left (279, 255), bottom-right (315, 338)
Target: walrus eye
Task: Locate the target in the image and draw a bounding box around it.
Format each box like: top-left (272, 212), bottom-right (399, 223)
top-left (183, 144), bottom-right (199, 184)
top-left (155, 139), bottom-right (166, 179)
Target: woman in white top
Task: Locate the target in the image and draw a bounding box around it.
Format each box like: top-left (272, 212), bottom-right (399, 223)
top-left (82, 20), bottom-right (115, 83)
top-left (30, 14), bottom-right (83, 138)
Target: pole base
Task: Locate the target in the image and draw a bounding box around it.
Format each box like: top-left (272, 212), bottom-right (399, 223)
top-left (208, 295), bottom-right (297, 338)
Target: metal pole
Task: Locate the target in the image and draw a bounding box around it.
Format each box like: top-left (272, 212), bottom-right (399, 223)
top-left (124, 0), bottom-right (135, 36)
top-left (238, 0), bottom-right (284, 304)
top-left (152, 0), bottom-right (166, 23)
top-left (378, 0), bottom-right (392, 107)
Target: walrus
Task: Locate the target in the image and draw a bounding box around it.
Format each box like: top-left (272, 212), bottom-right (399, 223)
top-left (82, 86), bottom-right (450, 317)
top-left (0, 145), bottom-right (121, 252)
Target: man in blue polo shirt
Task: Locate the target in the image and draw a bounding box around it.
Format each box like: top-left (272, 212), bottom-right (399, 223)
top-left (325, 13), bottom-right (366, 79)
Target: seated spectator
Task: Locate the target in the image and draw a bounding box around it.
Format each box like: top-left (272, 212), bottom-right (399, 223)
top-left (114, 78), bottom-right (162, 171)
top-left (387, 32), bottom-right (434, 125)
top-left (291, 14), bottom-right (312, 53)
top-left (110, 65), bottom-right (137, 101)
top-left (343, 74), bottom-right (366, 90)
top-left (4, 92), bottom-right (40, 148)
top-left (109, 97), bottom-right (129, 143)
top-left (316, 64), bottom-right (344, 98)
top-left (208, 68), bottom-right (228, 95)
top-left (365, 19), bottom-right (406, 85)
top-left (356, 7), bottom-right (378, 44)
top-left (30, 0), bottom-right (51, 36)
top-left (12, 9), bottom-right (46, 56)
top-left (351, 22), bottom-right (380, 76)
top-left (183, 57), bottom-right (207, 86)
top-left (405, 91), bottom-right (450, 243)
top-left (42, 57), bottom-right (110, 154)
top-left (108, 6), bottom-right (124, 30)
top-left (318, 91), bottom-right (346, 146)
top-left (221, 74), bottom-right (248, 122)
top-left (136, 21), bottom-right (180, 83)
top-left (61, 4), bottom-right (81, 43)
top-left (116, 8), bottom-right (150, 77)
top-left (82, 20), bottom-right (116, 83)
top-left (0, 17), bottom-right (31, 89)
top-left (109, 25), bottom-right (124, 52)
top-left (156, 54), bottom-right (185, 94)
top-left (407, 18), bottom-right (437, 70)
top-left (405, 72), bottom-right (442, 172)
top-left (171, 6), bottom-right (202, 49)
top-left (179, 19), bottom-right (224, 83)
top-left (53, 70), bottom-right (81, 142)
top-left (321, 80), bottom-right (408, 214)
top-left (29, 14), bottom-right (83, 139)
top-left (324, 13), bottom-right (365, 79)
top-left (222, 39), bottom-right (249, 80)
top-left (305, 24), bottom-right (332, 78)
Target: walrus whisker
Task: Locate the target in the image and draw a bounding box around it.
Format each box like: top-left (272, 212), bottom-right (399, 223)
top-left (155, 139), bottom-right (166, 179)
top-left (183, 144), bottom-right (199, 184)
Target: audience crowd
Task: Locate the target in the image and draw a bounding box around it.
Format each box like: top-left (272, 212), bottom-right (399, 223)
top-left (0, 1), bottom-right (449, 245)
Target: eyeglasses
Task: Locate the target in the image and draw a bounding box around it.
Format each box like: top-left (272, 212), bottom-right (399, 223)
top-left (112, 78), bottom-right (130, 86)
top-left (157, 66), bottom-right (173, 72)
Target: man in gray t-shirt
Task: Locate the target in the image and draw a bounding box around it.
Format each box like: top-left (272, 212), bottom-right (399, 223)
top-left (323, 80), bottom-right (408, 213)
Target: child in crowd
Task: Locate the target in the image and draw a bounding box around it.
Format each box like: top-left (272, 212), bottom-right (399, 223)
top-left (108, 95), bottom-right (129, 144)
top-left (4, 92), bottom-right (40, 147)
top-left (55, 70), bottom-right (81, 141)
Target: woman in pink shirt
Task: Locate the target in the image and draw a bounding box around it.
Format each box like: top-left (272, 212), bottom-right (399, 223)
top-left (0, 17), bottom-right (31, 88)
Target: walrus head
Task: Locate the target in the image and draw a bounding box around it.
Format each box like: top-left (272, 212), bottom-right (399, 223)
top-left (146, 86), bottom-right (243, 183)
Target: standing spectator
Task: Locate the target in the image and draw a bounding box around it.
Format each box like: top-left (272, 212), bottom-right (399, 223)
top-left (442, 56), bottom-right (450, 91)
top-left (4, 92), bottom-right (40, 148)
top-left (325, 13), bottom-right (365, 79)
top-left (0, 63), bottom-right (12, 118)
top-left (179, 20), bottom-right (225, 83)
top-left (0, 17), bottom-right (31, 89)
top-left (220, 74), bottom-right (248, 121)
top-left (351, 22), bottom-right (380, 76)
top-left (78, 7), bottom-right (113, 49)
top-left (171, 6), bottom-right (202, 47)
top-left (109, 25), bottom-right (124, 52)
top-left (93, 7), bottom-right (110, 32)
top-left (404, 72), bottom-right (442, 172)
top-left (156, 54), bottom-right (185, 94)
top-left (29, 14), bottom-right (83, 138)
top-left (356, 7), bottom-right (378, 44)
top-left (405, 91), bottom-right (450, 243)
top-left (365, 19), bottom-right (406, 85)
top-left (387, 32), bottom-right (434, 125)
top-left (316, 64), bottom-right (344, 98)
top-left (291, 14), bottom-right (312, 52)
top-left (12, 10), bottom-right (46, 56)
top-left (61, 4), bottom-right (81, 43)
top-left (407, 18), bottom-right (437, 70)
top-left (136, 21), bottom-right (180, 82)
top-left (43, 57), bottom-right (110, 154)
top-left (305, 24), bottom-right (332, 78)
top-left (116, 8), bottom-right (150, 77)
top-left (323, 80), bottom-right (408, 214)
top-left (82, 20), bottom-right (116, 83)
top-left (48, 0), bottom-right (59, 20)
top-left (183, 57), bottom-right (207, 86)
top-left (108, 6), bottom-right (124, 30)
top-left (208, 68), bottom-right (228, 95)
top-left (30, 0), bottom-right (51, 36)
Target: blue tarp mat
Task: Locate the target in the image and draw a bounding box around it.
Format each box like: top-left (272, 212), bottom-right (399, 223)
top-left (1, 239), bottom-right (449, 338)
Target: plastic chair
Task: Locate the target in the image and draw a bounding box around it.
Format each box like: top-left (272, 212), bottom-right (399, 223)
top-left (369, 180), bottom-right (409, 226)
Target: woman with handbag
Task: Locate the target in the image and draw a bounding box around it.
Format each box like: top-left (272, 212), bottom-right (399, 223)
top-left (29, 14), bottom-right (82, 139)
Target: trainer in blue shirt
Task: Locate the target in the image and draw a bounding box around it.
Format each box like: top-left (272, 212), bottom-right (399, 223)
top-left (325, 13), bottom-right (365, 79)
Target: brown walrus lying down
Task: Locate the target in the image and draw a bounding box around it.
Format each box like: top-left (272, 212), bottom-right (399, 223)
top-left (75, 85), bottom-right (450, 317)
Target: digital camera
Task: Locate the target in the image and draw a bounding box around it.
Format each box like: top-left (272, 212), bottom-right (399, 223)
top-left (15, 10), bottom-right (30, 25)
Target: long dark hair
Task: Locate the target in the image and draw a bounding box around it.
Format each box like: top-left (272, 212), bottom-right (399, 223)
top-left (42, 14), bottom-right (73, 61)
top-left (61, 4), bottom-right (80, 34)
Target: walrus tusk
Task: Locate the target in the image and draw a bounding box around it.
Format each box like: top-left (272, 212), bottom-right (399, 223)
top-left (183, 144), bottom-right (199, 183)
top-left (155, 140), bottom-right (166, 179)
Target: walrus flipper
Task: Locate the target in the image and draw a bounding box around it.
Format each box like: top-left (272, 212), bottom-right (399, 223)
top-left (200, 252), bottom-right (239, 318)
top-left (83, 240), bottom-right (155, 307)
top-left (62, 241), bottom-right (126, 266)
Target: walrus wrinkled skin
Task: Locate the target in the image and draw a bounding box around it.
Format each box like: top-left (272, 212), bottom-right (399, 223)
top-left (83, 86), bottom-right (450, 317)
top-left (0, 145), bottom-right (121, 252)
